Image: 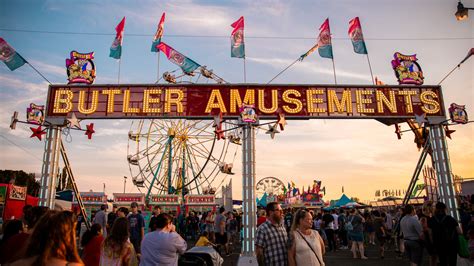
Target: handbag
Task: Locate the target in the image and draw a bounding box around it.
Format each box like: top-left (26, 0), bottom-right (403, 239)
top-left (296, 230), bottom-right (323, 265)
top-left (458, 235), bottom-right (470, 258)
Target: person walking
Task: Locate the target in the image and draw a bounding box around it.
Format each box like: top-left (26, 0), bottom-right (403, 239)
top-left (93, 204), bottom-right (108, 238)
top-left (428, 202), bottom-right (462, 266)
top-left (256, 202), bottom-right (288, 266)
top-left (214, 206), bottom-right (229, 256)
top-left (322, 209), bottom-right (335, 252)
top-left (373, 210), bottom-right (387, 259)
top-left (347, 208), bottom-right (368, 260)
top-left (107, 204), bottom-right (118, 235)
top-left (148, 205), bottom-right (161, 232)
top-left (140, 213), bottom-right (187, 265)
top-left (400, 205), bottom-right (424, 266)
top-left (100, 217), bottom-right (138, 266)
top-left (128, 202), bottom-right (145, 258)
top-left (288, 209), bottom-right (325, 266)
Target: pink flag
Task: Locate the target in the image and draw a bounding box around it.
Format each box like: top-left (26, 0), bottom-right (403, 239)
top-left (151, 13), bottom-right (166, 52)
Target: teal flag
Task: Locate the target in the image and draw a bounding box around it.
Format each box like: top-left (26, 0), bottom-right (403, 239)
top-left (109, 17), bottom-right (126, 59)
top-left (318, 18), bottom-right (333, 59)
top-left (231, 16), bottom-right (245, 58)
top-left (157, 42), bottom-right (201, 74)
top-left (151, 13), bottom-right (165, 52)
top-left (348, 17), bottom-right (368, 54)
top-left (0, 38), bottom-right (27, 71)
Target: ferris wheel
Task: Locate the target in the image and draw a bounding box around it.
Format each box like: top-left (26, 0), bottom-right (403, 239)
top-left (256, 176), bottom-right (285, 198)
top-left (127, 118), bottom-right (239, 200)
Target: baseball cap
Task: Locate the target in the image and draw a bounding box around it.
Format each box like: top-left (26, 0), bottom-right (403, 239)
top-left (131, 202), bottom-right (138, 208)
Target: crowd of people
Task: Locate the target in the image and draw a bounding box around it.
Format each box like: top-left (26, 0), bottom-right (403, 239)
top-left (255, 198), bottom-right (474, 266)
top-left (0, 196), bottom-right (473, 266)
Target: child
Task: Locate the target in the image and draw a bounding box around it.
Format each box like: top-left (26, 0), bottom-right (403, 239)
top-left (195, 231), bottom-right (216, 247)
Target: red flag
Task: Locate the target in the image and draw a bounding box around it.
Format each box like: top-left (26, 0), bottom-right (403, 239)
top-left (151, 13), bottom-right (166, 52)
top-left (115, 17), bottom-right (126, 40)
top-left (110, 17), bottom-right (126, 59)
top-left (231, 16), bottom-right (245, 58)
top-left (348, 17), bottom-right (368, 54)
top-left (318, 18), bottom-right (333, 59)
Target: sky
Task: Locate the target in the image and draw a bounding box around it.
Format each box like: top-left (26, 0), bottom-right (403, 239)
top-left (0, 0), bottom-right (473, 203)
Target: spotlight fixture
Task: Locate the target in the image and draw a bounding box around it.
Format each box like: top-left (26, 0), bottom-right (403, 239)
top-left (456, 1), bottom-right (474, 21)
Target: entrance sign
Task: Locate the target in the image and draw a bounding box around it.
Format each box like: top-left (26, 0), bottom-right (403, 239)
top-left (47, 84), bottom-right (445, 120)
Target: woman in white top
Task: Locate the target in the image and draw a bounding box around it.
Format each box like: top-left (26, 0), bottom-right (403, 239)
top-left (289, 209), bottom-right (325, 266)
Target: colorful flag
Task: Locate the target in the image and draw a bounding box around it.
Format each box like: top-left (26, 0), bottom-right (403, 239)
top-left (348, 17), bottom-right (368, 54)
top-left (151, 13), bottom-right (166, 52)
top-left (0, 38), bottom-right (27, 71)
top-left (109, 17), bottom-right (126, 59)
top-left (317, 18), bottom-right (333, 59)
top-left (231, 16), bottom-right (245, 58)
top-left (299, 43), bottom-right (319, 61)
top-left (157, 42), bottom-right (200, 74)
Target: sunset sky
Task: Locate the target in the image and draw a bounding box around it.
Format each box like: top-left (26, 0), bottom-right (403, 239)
top-left (0, 0), bottom-right (472, 203)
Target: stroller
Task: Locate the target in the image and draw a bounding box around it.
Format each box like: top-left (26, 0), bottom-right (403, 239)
top-left (178, 246), bottom-right (223, 266)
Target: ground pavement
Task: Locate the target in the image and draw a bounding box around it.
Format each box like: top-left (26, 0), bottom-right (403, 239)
top-left (186, 237), bottom-right (427, 266)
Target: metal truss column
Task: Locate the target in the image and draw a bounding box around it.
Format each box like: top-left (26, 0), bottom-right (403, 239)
top-left (38, 126), bottom-right (61, 209)
top-left (429, 124), bottom-right (459, 220)
top-left (238, 124), bottom-right (258, 265)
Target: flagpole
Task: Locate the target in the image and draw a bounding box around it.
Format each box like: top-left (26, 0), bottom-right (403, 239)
top-left (243, 58), bottom-right (247, 83)
top-left (26, 61), bottom-right (52, 85)
top-left (331, 59), bottom-right (337, 84)
top-left (118, 59), bottom-right (122, 84)
top-left (157, 52), bottom-right (161, 83)
top-left (267, 58), bottom-right (300, 84)
top-left (366, 54), bottom-right (375, 85)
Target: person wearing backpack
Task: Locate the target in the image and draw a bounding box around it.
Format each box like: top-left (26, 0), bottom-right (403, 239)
top-left (337, 209), bottom-right (348, 250)
top-left (347, 208), bottom-right (367, 259)
top-left (428, 202), bottom-right (462, 266)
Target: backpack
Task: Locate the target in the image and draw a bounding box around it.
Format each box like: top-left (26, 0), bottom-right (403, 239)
top-left (344, 216), bottom-right (354, 231)
top-left (434, 215), bottom-right (458, 247)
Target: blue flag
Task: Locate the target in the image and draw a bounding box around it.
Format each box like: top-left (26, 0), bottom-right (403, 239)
top-left (0, 38), bottom-right (27, 71)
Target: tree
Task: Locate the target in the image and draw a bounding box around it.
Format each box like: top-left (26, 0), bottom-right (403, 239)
top-left (56, 167), bottom-right (74, 192)
top-left (0, 170), bottom-right (40, 196)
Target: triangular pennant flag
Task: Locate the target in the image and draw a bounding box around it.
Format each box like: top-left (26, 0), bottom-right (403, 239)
top-left (318, 18), bottom-right (333, 59)
top-left (348, 17), bottom-right (368, 54)
top-left (151, 13), bottom-right (166, 52)
top-left (230, 16), bottom-right (245, 58)
top-left (110, 17), bottom-right (126, 59)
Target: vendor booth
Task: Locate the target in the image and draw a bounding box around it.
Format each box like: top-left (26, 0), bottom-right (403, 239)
top-left (113, 193), bottom-right (145, 210)
top-left (1, 184), bottom-right (39, 222)
top-left (149, 194), bottom-right (180, 214)
top-left (184, 194), bottom-right (216, 214)
top-left (72, 191), bottom-right (107, 220)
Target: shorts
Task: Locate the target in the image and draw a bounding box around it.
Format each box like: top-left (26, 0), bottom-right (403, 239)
top-left (215, 232), bottom-right (228, 245)
top-left (404, 239), bottom-right (423, 265)
top-left (206, 224), bottom-right (215, 232)
top-left (348, 231), bottom-right (364, 242)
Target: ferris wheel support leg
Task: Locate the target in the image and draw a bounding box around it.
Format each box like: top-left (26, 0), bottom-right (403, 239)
top-left (238, 124), bottom-right (258, 265)
top-left (429, 124), bottom-right (459, 220)
top-left (38, 126), bottom-right (61, 209)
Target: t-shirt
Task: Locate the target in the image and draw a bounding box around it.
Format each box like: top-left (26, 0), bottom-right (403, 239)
top-left (400, 215), bottom-right (422, 241)
top-left (322, 213), bottom-right (334, 229)
top-left (140, 231), bottom-right (187, 265)
top-left (284, 213), bottom-right (293, 229)
top-left (107, 212), bottom-right (117, 230)
top-left (195, 236), bottom-right (211, 247)
top-left (128, 213), bottom-right (145, 241)
top-left (214, 213), bottom-right (226, 233)
top-left (428, 214), bottom-right (459, 250)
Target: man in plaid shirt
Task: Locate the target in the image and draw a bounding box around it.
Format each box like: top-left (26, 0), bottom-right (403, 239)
top-left (256, 202), bottom-right (288, 266)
